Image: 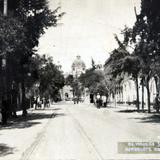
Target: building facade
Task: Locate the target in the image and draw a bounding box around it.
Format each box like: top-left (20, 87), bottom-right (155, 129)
top-left (108, 76), bottom-right (157, 108)
top-left (62, 55), bottom-right (86, 101)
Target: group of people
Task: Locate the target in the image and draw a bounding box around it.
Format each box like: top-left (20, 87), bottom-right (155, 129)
top-left (73, 96), bottom-right (84, 104)
top-left (33, 97), bottom-right (50, 109)
top-left (94, 93), bottom-right (107, 109)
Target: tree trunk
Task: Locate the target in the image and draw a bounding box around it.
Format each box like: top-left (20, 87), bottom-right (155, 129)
top-left (11, 89), bottom-right (17, 118)
top-left (114, 88), bottom-right (117, 107)
top-left (135, 76), bottom-right (140, 111)
top-left (154, 76), bottom-right (159, 95)
top-left (146, 79), bottom-right (151, 113)
top-left (21, 78), bottom-right (27, 116)
top-left (141, 77), bottom-right (145, 112)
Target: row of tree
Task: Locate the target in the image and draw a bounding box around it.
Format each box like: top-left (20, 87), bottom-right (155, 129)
top-left (104, 0), bottom-right (160, 113)
top-left (0, 0), bottom-right (65, 124)
top-left (79, 63), bottom-right (108, 97)
top-left (76, 0), bottom-right (160, 112)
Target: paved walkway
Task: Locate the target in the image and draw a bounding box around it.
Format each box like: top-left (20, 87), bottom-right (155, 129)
top-left (0, 107), bottom-right (55, 160)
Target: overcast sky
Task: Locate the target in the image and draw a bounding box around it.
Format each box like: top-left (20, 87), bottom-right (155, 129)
top-left (38, 0), bottom-right (140, 73)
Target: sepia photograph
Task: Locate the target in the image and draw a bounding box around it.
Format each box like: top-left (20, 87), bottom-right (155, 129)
top-left (0, 0), bottom-right (160, 159)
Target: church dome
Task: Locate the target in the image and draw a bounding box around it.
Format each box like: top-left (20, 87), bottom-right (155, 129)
top-left (72, 55), bottom-right (86, 70)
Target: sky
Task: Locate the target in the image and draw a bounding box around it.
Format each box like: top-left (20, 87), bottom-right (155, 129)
top-left (38, 0), bottom-right (141, 73)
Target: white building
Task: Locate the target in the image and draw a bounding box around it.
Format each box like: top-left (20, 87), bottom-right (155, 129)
top-left (108, 76), bottom-right (157, 108)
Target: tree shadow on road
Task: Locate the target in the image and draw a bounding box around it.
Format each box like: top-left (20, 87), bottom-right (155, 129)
top-left (117, 109), bottom-right (160, 123)
top-left (0, 121), bottom-right (41, 130)
top-left (117, 109), bottom-right (148, 113)
top-left (0, 112), bottom-right (66, 130)
top-left (34, 108), bottom-right (62, 111)
top-left (52, 108), bottom-right (62, 111)
top-left (130, 114), bottom-right (160, 124)
top-left (54, 113), bottom-right (66, 118)
top-left (0, 143), bottom-right (14, 157)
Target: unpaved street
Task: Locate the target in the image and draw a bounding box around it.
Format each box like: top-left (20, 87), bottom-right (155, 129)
top-left (20, 102), bottom-right (160, 160)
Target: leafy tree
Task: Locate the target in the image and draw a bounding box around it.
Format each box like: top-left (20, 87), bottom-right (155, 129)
top-left (0, 0), bottom-right (64, 116)
top-left (104, 29), bottom-right (142, 111)
top-left (65, 74), bottom-right (74, 86)
top-left (13, 0), bottom-right (63, 115)
top-left (131, 0), bottom-right (160, 112)
top-left (79, 68), bottom-right (108, 96)
top-left (0, 14), bottom-right (24, 55)
top-left (107, 0), bottom-right (160, 113)
top-left (0, 14), bottom-right (25, 118)
top-left (39, 56), bottom-right (64, 102)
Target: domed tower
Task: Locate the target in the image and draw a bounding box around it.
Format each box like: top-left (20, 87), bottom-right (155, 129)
top-left (72, 55), bottom-right (86, 77)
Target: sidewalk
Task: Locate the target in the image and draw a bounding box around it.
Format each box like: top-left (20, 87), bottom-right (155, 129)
top-left (90, 102), bottom-right (160, 122)
top-left (107, 102), bottom-right (158, 114)
top-left (0, 106), bottom-right (55, 160)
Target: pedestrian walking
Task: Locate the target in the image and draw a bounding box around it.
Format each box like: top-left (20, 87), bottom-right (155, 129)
top-left (96, 93), bottom-right (101, 108)
top-left (73, 96), bottom-right (77, 104)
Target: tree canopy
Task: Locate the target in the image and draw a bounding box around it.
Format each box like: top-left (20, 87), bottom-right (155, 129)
top-left (79, 68), bottom-right (108, 95)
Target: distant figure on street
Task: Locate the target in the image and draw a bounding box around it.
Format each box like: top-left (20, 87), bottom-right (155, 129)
top-left (90, 94), bottom-right (94, 103)
top-left (73, 96), bottom-right (78, 104)
top-left (34, 97), bottom-right (38, 109)
top-left (102, 95), bottom-right (107, 107)
top-left (154, 94), bottom-right (160, 113)
top-left (96, 93), bottom-right (101, 108)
